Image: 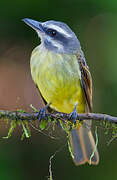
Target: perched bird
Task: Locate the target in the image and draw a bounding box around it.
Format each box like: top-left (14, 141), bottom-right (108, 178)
top-left (23, 18), bottom-right (99, 165)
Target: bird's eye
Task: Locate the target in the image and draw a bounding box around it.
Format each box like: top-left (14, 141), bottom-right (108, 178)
top-left (51, 30), bottom-right (56, 36)
top-left (47, 29), bottom-right (57, 37)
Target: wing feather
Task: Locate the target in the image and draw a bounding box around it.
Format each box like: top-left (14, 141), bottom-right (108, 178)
top-left (77, 50), bottom-right (92, 112)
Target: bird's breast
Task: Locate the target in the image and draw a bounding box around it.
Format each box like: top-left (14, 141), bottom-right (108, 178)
top-left (30, 45), bottom-right (85, 113)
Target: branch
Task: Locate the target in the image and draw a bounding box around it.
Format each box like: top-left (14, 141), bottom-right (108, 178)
top-left (0, 110), bottom-right (117, 124)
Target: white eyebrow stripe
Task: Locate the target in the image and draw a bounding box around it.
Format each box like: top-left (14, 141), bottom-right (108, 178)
top-left (51, 39), bottom-right (63, 50)
top-left (46, 24), bottom-right (72, 37)
top-left (46, 36), bottom-right (64, 51)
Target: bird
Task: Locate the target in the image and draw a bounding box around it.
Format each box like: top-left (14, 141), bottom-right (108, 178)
top-left (23, 18), bottom-right (99, 165)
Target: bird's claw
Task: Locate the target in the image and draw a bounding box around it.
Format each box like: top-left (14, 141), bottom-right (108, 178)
top-left (37, 107), bottom-right (47, 121)
top-left (37, 103), bottom-right (51, 121)
top-left (69, 105), bottom-right (78, 124)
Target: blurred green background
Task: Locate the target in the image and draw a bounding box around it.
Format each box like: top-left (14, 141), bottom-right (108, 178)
top-left (0, 0), bottom-right (117, 179)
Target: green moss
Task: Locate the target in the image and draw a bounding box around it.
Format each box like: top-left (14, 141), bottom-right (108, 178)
top-left (89, 127), bottom-right (98, 164)
top-left (40, 119), bottom-right (48, 130)
top-left (3, 120), bottom-right (17, 139)
top-left (17, 109), bottom-right (26, 113)
top-left (68, 141), bottom-right (74, 159)
top-left (21, 121), bottom-right (31, 139)
top-left (100, 119), bottom-right (117, 143)
top-left (3, 119), bottom-right (31, 140)
top-left (30, 104), bottom-right (38, 112)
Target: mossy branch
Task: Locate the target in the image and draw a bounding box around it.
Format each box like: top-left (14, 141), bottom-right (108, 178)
top-left (0, 110), bottom-right (117, 123)
top-left (1, 109), bottom-right (117, 180)
top-left (1, 109), bottom-right (117, 141)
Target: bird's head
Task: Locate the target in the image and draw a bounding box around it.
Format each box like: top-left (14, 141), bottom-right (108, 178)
top-left (23, 18), bottom-right (80, 54)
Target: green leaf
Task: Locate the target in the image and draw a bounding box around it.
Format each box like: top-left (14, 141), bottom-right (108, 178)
top-left (40, 120), bottom-right (48, 130)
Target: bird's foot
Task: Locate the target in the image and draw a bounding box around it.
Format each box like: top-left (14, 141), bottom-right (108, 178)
top-left (69, 104), bottom-right (78, 124)
top-left (37, 103), bottom-right (50, 121)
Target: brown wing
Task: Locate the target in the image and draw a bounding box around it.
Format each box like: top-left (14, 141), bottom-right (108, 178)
top-left (77, 50), bottom-right (92, 113)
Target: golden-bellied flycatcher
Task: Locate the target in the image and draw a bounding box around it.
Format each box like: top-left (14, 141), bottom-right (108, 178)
top-left (23, 18), bottom-right (99, 165)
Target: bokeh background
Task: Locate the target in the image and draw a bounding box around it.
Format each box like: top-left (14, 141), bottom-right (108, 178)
top-left (0, 0), bottom-right (117, 179)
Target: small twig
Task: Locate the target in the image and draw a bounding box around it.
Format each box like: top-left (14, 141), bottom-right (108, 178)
top-left (107, 133), bottom-right (117, 146)
top-left (29, 122), bottom-right (59, 140)
top-left (48, 142), bottom-right (67, 180)
top-left (0, 110), bottom-right (117, 123)
top-left (89, 126), bottom-right (98, 164)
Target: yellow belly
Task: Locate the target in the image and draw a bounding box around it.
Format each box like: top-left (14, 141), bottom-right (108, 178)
top-left (30, 45), bottom-right (85, 113)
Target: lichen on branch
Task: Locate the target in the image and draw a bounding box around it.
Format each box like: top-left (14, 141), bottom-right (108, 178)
top-left (0, 108), bottom-right (117, 140)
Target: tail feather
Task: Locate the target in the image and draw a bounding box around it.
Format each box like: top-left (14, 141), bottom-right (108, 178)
top-left (69, 125), bottom-right (99, 165)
